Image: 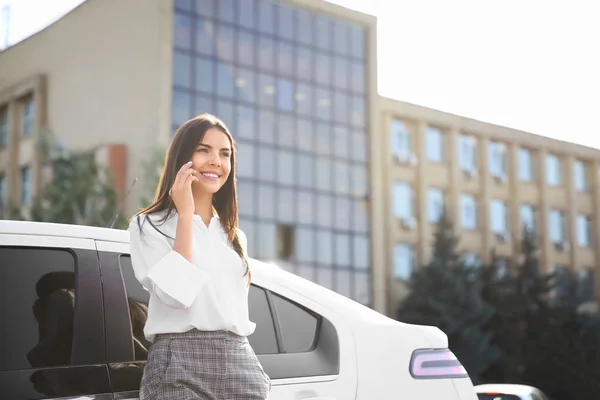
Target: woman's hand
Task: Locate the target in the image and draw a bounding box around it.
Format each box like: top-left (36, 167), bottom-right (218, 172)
top-left (169, 161), bottom-right (199, 217)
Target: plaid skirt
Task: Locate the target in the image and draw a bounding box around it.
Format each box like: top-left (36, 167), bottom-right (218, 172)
top-left (140, 329), bottom-right (271, 400)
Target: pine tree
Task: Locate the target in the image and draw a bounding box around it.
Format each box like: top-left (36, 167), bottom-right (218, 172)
top-left (396, 210), bottom-right (500, 384)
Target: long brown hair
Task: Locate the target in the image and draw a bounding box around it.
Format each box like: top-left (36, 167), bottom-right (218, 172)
top-left (131, 113), bottom-right (250, 282)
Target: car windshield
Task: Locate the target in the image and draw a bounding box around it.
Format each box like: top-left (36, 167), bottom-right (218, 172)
top-left (477, 394), bottom-right (523, 400)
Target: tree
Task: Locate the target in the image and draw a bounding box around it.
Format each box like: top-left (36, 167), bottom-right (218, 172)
top-left (11, 133), bottom-right (127, 229)
top-left (396, 210), bottom-right (500, 383)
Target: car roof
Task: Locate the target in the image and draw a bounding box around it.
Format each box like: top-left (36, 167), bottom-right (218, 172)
top-left (475, 384), bottom-right (538, 396)
top-left (0, 219), bottom-right (401, 328)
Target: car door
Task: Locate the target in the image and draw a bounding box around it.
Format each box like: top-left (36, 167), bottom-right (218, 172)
top-left (0, 233), bottom-right (111, 399)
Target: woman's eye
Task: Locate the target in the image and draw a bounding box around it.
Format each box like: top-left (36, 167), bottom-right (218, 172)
top-left (197, 148), bottom-right (208, 152)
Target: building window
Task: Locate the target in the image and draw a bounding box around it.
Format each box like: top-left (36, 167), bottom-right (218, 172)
top-left (394, 243), bottom-right (415, 280)
top-left (460, 194), bottom-right (478, 229)
top-left (490, 199), bottom-right (509, 234)
top-left (489, 141), bottom-right (507, 178)
top-left (391, 119), bottom-right (412, 160)
top-left (458, 134), bottom-right (477, 173)
top-left (393, 182), bottom-right (413, 219)
top-left (546, 154), bottom-right (562, 186)
top-left (549, 209), bottom-right (566, 243)
top-left (574, 160), bottom-right (588, 191)
top-left (277, 224), bottom-right (295, 260)
top-left (426, 126), bottom-right (445, 163)
top-left (0, 106), bottom-right (8, 147)
top-left (20, 166), bottom-right (31, 205)
top-left (22, 95), bottom-right (35, 136)
top-left (520, 204), bottom-right (537, 233)
top-left (576, 214), bottom-right (592, 247)
top-left (427, 187), bottom-right (444, 223)
top-left (0, 174), bottom-right (6, 216)
top-left (519, 148), bottom-right (535, 182)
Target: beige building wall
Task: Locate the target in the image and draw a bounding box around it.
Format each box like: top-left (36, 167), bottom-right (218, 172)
top-left (379, 97), bottom-right (600, 315)
top-left (0, 0), bottom-right (174, 215)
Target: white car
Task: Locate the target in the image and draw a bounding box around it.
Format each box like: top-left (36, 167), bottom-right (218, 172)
top-left (475, 384), bottom-right (551, 400)
top-left (0, 220), bottom-right (478, 399)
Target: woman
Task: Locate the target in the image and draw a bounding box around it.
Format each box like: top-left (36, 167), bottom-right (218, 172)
top-left (128, 114), bottom-right (271, 399)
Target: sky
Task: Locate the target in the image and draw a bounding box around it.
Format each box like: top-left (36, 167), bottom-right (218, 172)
top-left (2, 0), bottom-right (599, 149)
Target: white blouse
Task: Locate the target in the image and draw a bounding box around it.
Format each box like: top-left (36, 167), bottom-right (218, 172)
top-left (128, 210), bottom-right (256, 342)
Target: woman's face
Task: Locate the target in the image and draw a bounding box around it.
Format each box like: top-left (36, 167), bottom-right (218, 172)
top-left (189, 127), bottom-right (232, 194)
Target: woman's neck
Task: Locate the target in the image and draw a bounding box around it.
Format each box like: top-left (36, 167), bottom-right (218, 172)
top-left (193, 192), bottom-right (214, 227)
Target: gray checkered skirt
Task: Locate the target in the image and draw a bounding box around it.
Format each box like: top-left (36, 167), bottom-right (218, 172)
top-left (140, 329), bottom-right (271, 400)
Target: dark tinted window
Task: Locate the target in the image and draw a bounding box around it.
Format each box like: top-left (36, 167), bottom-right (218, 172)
top-left (0, 247), bottom-right (76, 371)
top-left (248, 285), bottom-right (278, 354)
top-left (118, 255), bottom-right (151, 361)
top-left (271, 293), bottom-right (318, 352)
top-left (477, 394), bottom-right (522, 400)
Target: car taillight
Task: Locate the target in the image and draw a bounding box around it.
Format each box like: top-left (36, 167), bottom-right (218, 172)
top-left (409, 348), bottom-right (469, 379)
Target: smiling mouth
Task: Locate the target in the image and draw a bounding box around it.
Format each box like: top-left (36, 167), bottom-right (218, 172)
top-left (201, 172), bottom-right (221, 181)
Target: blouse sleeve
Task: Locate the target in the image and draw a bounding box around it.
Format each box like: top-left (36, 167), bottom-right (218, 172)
top-left (128, 216), bottom-right (209, 309)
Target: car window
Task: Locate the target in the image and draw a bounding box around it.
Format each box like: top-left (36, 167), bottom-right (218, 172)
top-left (118, 255), bottom-right (151, 361)
top-left (248, 285), bottom-right (278, 354)
top-left (0, 247), bottom-right (76, 371)
top-left (477, 394), bottom-right (522, 400)
top-left (270, 292), bottom-right (319, 352)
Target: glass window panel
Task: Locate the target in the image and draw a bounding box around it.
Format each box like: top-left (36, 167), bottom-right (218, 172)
top-left (316, 157), bottom-right (332, 192)
top-left (258, 147), bottom-right (275, 182)
top-left (489, 142), bottom-right (507, 177)
top-left (258, 36), bottom-right (275, 72)
top-left (277, 41), bottom-right (295, 77)
top-left (577, 214), bottom-right (591, 247)
top-left (547, 154), bottom-right (562, 186)
top-left (334, 161), bottom-right (350, 195)
top-left (352, 198), bottom-right (368, 233)
top-left (297, 264), bottom-right (315, 281)
top-left (217, 99), bottom-right (235, 130)
top-left (277, 188), bottom-right (295, 223)
top-left (317, 267), bottom-right (333, 290)
top-left (315, 15), bottom-right (331, 50)
top-left (351, 61), bottom-right (365, 94)
top-left (297, 154), bottom-right (314, 189)
top-left (428, 188), bottom-right (445, 223)
top-left (277, 79), bottom-right (295, 112)
top-left (195, 0), bottom-right (216, 17)
top-left (277, 3), bottom-right (295, 40)
top-left (354, 271), bottom-right (371, 305)
top-left (258, 73), bottom-right (275, 107)
top-left (172, 90), bottom-right (192, 126)
top-left (278, 114), bottom-right (295, 149)
top-left (350, 24), bottom-right (366, 59)
top-left (238, 179), bottom-right (255, 217)
top-left (351, 165), bottom-right (367, 197)
top-left (297, 191), bottom-right (314, 224)
top-left (334, 197), bottom-right (351, 230)
top-left (350, 96), bottom-right (365, 128)
top-left (237, 0), bottom-right (255, 29)
top-left (236, 141), bottom-right (255, 178)
top-left (216, 61), bottom-right (236, 98)
top-left (460, 194), bottom-right (478, 229)
top-left (176, 0), bottom-right (193, 11)
top-left (194, 57), bottom-right (215, 93)
top-left (174, 12), bottom-right (193, 49)
top-left (352, 131), bottom-right (367, 162)
top-left (236, 68), bottom-right (256, 104)
top-left (315, 122), bottom-right (331, 157)
top-left (574, 160), bottom-right (588, 191)
top-left (237, 30), bottom-right (255, 67)
top-left (277, 150), bottom-right (295, 186)
top-left (393, 182), bottom-right (413, 219)
top-left (394, 243), bottom-right (415, 280)
top-left (297, 9), bottom-right (313, 45)
top-left (333, 20), bottom-right (350, 56)
top-left (195, 17), bottom-right (215, 56)
top-left (520, 204), bottom-right (536, 233)
top-left (316, 194), bottom-right (333, 228)
top-left (215, 24), bottom-right (235, 62)
top-left (317, 231), bottom-right (333, 265)
top-left (334, 56), bottom-right (349, 90)
top-left (217, 0), bottom-right (235, 23)
top-left (296, 227), bottom-right (314, 263)
top-left (258, 0), bottom-right (275, 35)
top-left (295, 83), bottom-right (313, 117)
top-left (258, 109), bottom-right (276, 144)
top-left (239, 218), bottom-right (256, 254)
top-left (316, 88), bottom-right (332, 121)
top-left (194, 93), bottom-right (215, 116)
top-left (315, 52), bottom-right (331, 85)
top-left (334, 93), bottom-right (349, 125)
top-left (296, 118), bottom-right (313, 152)
top-left (519, 148), bottom-right (534, 182)
top-left (353, 235), bottom-right (369, 269)
top-left (236, 104), bottom-right (256, 140)
top-left (174, 51), bottom-right (192, 88)
top-left (296, 47), bottom-right (312, 82)
top-left (258, 222), bottom-right (277, 259)
top-left (336, 269), bottom-right (351, 298)
top-left (258, 185), bottom-right (275, 219)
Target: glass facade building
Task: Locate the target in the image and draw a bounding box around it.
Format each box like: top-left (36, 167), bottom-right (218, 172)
top-left (171, 0), bottom-right (371, 306)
